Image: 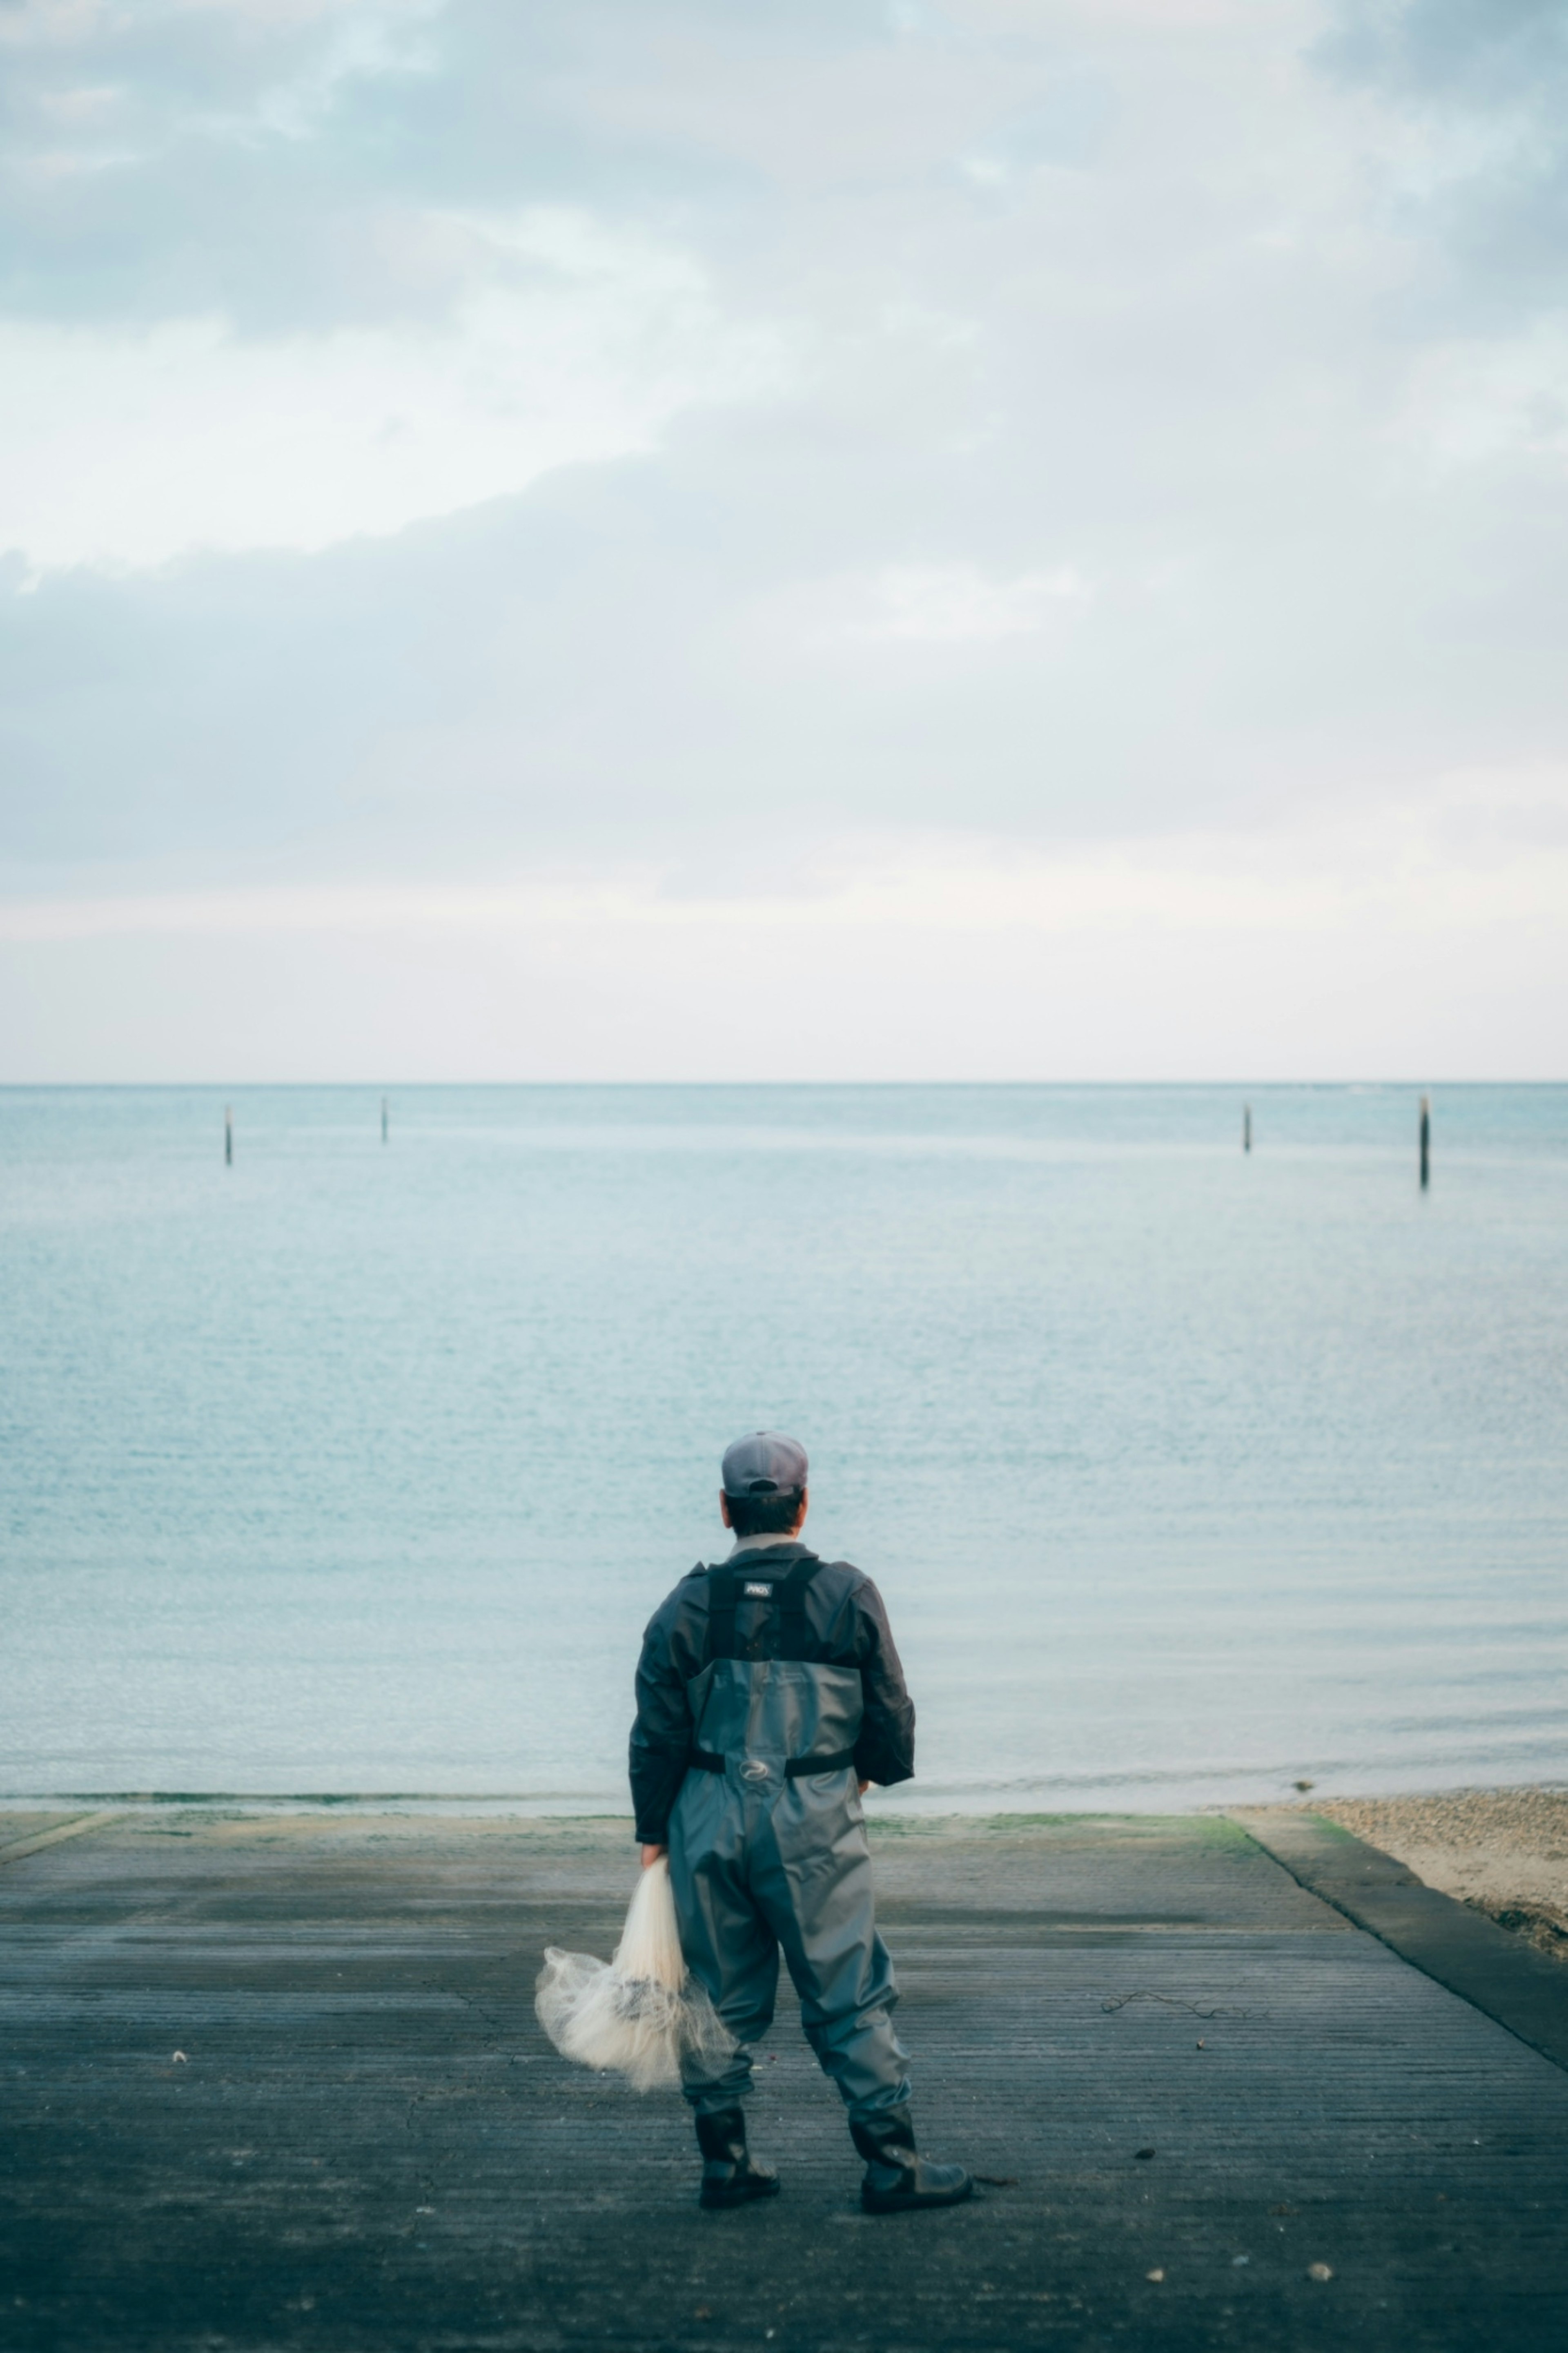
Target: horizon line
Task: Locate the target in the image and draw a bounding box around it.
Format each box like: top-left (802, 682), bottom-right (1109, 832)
top-left (3, 1077), bottom-right (1563, 1093)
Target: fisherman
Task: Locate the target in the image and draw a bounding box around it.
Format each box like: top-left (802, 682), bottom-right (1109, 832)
top-left (629, 1430), bottom-right (973, 2214)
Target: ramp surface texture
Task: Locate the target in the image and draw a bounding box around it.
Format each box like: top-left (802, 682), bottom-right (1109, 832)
top-left (1235, 1806), bottom-right (1568, 2070)
top-left (2, 1810), bottom-right (1566, 2352)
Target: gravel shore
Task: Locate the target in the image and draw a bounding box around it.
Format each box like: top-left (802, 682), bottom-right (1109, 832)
top-left (1308, 1790), bottom-right (1568, 1960)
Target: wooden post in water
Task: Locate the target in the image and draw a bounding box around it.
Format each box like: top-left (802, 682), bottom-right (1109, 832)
top-left (381, 1094), bottom-right (389, 1145)
top-left (1243, 1104), bottom-right (1252, 1154)
top-left (224, 1104), bottom-right (233, 1167)
top-left (1419, 1094), bottom-right (1430, 1191)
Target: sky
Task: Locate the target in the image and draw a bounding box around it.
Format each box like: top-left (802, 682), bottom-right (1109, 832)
top-left (1, 0), bottom-right (1565, 1081)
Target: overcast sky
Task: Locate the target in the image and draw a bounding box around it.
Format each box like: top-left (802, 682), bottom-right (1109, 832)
top-left (2, 0), bottom-right (1564, 1080)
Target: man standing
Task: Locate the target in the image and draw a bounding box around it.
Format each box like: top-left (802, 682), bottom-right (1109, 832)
top-left (629, 1431), bottom-right (972, 2214)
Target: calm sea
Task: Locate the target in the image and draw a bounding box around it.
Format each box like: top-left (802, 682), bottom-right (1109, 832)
top-left (2, 1085), bottom-right (1565, 1813)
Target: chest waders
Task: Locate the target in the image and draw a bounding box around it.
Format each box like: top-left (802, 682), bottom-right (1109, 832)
top-left (667, 1554), bottom-right (911, 2132)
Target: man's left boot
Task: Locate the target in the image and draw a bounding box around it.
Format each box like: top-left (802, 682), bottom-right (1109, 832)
top-left (695, 2106), bottom-right (781, 2210)
top-left (851, 2110), bottom-right (973, 2214)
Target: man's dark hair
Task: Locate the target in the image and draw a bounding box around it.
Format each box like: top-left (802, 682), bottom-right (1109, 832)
top-left (726, 1486), bottom-right (804, 1539)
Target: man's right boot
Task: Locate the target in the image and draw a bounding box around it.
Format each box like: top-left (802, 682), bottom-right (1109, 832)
top-left (851, 2110), bottom-right (973, 2214)
top-left (695, 2106), bottom-right (781, 2210)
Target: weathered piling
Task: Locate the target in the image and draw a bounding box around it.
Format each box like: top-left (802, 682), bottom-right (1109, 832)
top-left (224, 1105), bottom-right (233, 1167)
top-left (1243, 1103), bottom-right (1252, 1154)
top-left (1420, 1094), bottom-right (1430, 1191)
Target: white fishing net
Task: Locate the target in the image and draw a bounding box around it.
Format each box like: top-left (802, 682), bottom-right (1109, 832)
top-left (535, 1856), bottom-right (735, 2093)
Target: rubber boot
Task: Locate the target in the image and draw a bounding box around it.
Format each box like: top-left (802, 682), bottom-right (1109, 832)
top-left (695, 2106), bottom-right (781, 2210)
top-left (851, 2110), bottom-right (973, 2214)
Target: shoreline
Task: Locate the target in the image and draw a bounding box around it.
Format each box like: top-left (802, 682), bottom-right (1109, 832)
top-left (1305, 1789), bottom-right (1568, 1960)
top-left (6, 1780), bottom-right (1564, 1810)
top-left (6, 1784), bottom-right (1566, 1961)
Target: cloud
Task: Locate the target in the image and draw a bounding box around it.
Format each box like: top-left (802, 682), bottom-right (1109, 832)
top-left (751, 560), bottom-right (1093, 656)
top-left (2, 0), bottom-right (1568, 1076)
top-left (1313, 1), bottom-right (1568, 319)
top-left (1315, 0), bottom-right (1568, 105)
top-left (7, 774), bottom-right (1566, 942)
top-left (1397, 314), bottom-right (1568, 467)
top-left (0, 207), bottom-right (791, 570)
top-left (4, 781), bottom-right (1565, 1079)
top-left (850, 563), bottom-right (1091, 642)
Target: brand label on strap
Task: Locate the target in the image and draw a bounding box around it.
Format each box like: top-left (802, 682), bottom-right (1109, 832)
top-left (742, 1581), bottom-right (775, 1598)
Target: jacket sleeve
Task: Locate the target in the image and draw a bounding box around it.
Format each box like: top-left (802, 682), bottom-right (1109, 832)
top-left (852, 1575), bottom-right (916, 1787)
top-left (628, 1597), bottom-right (695, 1844)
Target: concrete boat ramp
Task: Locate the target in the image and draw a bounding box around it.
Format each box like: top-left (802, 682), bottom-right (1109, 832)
top-left (2, 1807), bottom-right (1566, 2352)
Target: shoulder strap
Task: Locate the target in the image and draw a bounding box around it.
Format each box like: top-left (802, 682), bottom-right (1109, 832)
top-left (705, 1566), bottom-right (740, 1662)
top-left (705, 1552), bottom-right (824, 1663)
top-left (777, 1553), bottom-right (824, 1662)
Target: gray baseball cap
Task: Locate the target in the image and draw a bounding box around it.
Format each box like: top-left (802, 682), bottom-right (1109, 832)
top-left (721, 1430), bottom-right (809, 1498)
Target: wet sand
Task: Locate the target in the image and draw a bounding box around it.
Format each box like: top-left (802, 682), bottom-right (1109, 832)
top-left (1308, 1791), bottom-right (1568, 1959)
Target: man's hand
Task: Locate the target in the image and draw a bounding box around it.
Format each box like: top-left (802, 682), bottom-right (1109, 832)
top-left (641, 1843), bottom-right (667, 1869)
top-left (858, 1780), bottom-right (871, 1796)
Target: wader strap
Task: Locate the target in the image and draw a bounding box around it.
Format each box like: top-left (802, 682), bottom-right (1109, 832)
top-left (706, 1568), bottom-right (740, 1662)
top-left (686, 1748), bottom-right (856, 1778)
top-left (704, 1553), bottom-right (822, 1662)
top-left (777, 1554), bottom-right (824, 1660)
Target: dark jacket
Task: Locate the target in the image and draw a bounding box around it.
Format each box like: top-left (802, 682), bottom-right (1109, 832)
top-left (628, 1541), bottom-right (917, 1843)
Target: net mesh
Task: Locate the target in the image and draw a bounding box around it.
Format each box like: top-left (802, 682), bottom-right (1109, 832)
top-left (535, 1856), bottom-right (735, 2093)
